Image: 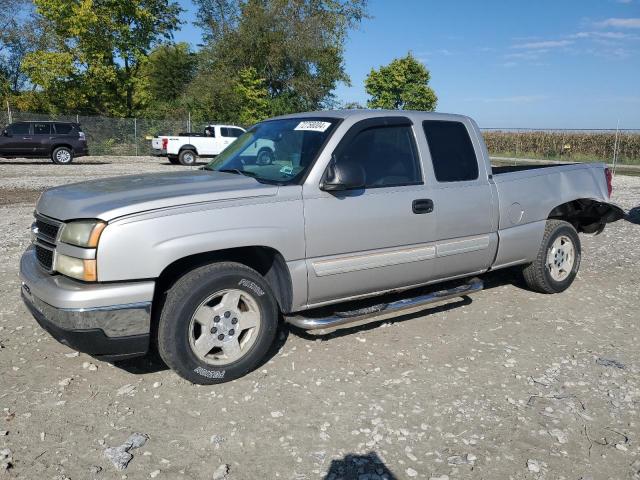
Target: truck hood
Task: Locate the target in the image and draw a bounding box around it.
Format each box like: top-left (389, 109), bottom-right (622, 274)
top-left (36, 170), bottom-right (278, 221)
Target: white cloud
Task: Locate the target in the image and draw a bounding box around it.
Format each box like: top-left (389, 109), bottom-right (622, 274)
top-left (513, 40), bottom-right (574, 49)
top-left (596, 18), bottom-right (640, 28)
top-left (570, 31), bottom-right (639, 39)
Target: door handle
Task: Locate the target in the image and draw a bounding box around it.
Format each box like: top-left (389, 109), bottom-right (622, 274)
top-left (412, 199), bottom-right (434, 214)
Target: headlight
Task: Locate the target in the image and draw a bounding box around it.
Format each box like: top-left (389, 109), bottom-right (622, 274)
top-left (55, 253), bottom-right (97, 282)
top-left (59, 220), bottom-right (106, 248)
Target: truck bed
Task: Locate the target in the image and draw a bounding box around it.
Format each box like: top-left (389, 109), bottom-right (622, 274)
top-left (491, 163), bottom-right (573, 175)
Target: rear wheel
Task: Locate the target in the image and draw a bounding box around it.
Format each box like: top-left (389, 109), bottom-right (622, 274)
top-left (52, 147), bottom-right (73, 165)
top-left (522, 220), bottom-right (581, 293)
top-left (178, 149), bottom-right (197, 166)
top-left (157, 262), bottom-right (279, 384)
top-left (256, 147), bottom-right (274, 166)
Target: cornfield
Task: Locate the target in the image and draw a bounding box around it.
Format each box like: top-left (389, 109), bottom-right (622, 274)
top-left (482, 129), bottom-right (640, 165)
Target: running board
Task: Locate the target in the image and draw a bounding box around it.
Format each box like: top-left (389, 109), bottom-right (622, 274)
top-left (285, 277), bottom-right (483, 335)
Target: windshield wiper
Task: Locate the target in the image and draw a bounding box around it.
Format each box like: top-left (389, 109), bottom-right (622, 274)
top-left (217, 168), bottom-right (258, 178)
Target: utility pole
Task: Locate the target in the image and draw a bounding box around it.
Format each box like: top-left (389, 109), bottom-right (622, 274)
top-left (6, 100), bottom-right (12, 124)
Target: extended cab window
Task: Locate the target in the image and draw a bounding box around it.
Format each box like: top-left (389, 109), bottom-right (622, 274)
top-left (335, 125), bottom-right (421, 188)
top-left (33, 123), bottom-right (51, 135)
top-left (220, 127), bottom-right (242, 138)
top-left (422, 120), bottom-right (479, 182)
top-left (8, 123), bottom-right (30, 135)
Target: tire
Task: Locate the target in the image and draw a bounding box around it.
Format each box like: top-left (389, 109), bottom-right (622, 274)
top-left (51, 146), bottom-right (73, 165)
top-left (178, 149), bottom-right (197, 166)
top-left (168, 156), bottom-right (180, 165)
top-left (522, 219), bottom-right (581, 294)
top-left (256, 147), bottom-right (274, 166)
top-left (157, 262), bottom-right (279, 384)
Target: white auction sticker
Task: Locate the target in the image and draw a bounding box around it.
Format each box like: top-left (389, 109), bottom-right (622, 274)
top-left (294, 121), bottom-right (332, 132)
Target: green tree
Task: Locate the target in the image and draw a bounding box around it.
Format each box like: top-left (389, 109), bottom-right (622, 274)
top-left (193, 0), bottom-right (368, 115)
top-left (136, 42), bottom-right (196, 117)
top-left (22, 0), bottom-right (182, 116)
top-left (183, 64), bottom-right (269, 126)
top-left (0, 0), bottom-right (39, 99)
top-left (365, 53), bottom-right (437, 111)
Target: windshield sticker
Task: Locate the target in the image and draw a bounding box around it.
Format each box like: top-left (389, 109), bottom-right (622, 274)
top-left (294, 121), bottom-right (332, 132)
top-left (279, 165), bottom-right (294, 175)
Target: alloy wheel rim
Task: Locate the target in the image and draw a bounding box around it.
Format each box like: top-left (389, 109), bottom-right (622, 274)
top-left (56, 150), bottom-right (71, 163)
top-left (188, 289), bottom-right (261, 366)
top-left (546, 235), bottom-right (575, 281)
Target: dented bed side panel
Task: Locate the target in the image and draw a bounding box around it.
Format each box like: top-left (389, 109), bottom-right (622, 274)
top-left (490, 163), bottom-right (613, 269)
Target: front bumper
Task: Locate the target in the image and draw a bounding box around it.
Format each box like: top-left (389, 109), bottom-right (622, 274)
top-left (19, 247), bottom-right (154, 361)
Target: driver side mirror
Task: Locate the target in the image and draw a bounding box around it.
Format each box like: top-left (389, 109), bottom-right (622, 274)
top-left (320, 157), bottom-right (366, 192)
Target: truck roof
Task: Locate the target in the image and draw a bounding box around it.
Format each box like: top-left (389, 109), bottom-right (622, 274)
top-left (271, 109), bottom-right (472, 123)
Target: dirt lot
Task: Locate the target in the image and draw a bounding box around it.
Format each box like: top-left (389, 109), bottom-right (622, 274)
top-left (0, 156), bottom-right (639, 480)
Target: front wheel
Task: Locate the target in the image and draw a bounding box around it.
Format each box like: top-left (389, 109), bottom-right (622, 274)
top-left (522, 219), bottom-right (581, 294)
top-left (157, 262), bottom-right (279, 384)
top-left (52, 147), bottom-right (73, 165)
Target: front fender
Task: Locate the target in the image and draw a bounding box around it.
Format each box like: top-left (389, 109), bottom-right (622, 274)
top-left (96, 199), bottom-right (305, 281)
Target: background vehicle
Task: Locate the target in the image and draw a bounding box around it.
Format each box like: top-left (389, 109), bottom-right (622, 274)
top-left (0, 121), bottom-right (88, 164)
top-left (151, 124), bottom-right (275, 166)
top-left (20, 110), bottom-right (624, 384)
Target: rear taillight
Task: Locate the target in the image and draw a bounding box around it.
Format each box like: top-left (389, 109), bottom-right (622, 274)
top-left (162, 138), bottom-right (168, 150)
top-left (605, 167), bottom-right (613, 198)
top-left (78, 131), bottom-right (85, 141)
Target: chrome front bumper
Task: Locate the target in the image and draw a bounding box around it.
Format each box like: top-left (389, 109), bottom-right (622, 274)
top-left (19, 247), bottom-right (155, 359)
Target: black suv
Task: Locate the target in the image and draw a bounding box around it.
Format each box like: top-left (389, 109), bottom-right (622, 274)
top-left (0, 121), bottom-right (88, 164)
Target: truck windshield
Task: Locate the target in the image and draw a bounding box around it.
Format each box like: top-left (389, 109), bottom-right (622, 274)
top-left (204, 118), bottom-right (338, 184)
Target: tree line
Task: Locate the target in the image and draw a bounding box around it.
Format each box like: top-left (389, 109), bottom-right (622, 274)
top-left (0, 0), bottom-right (437, 126)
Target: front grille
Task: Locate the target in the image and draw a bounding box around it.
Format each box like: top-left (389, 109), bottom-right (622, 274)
top-left (35, 217), bottom-right (60, 242)
top-left (35, 244), bottom-right (54, 270)
top-left (32, 213), bottom-right (62, 273)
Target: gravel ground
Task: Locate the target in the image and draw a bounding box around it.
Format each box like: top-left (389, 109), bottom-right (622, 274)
top-left (0, 156), bottom-right (639, 480)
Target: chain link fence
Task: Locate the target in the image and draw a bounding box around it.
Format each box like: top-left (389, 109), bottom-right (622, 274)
top-left (0, 110), bottom-right (214, 156)
top-left (1, 110), bottom-right (639, 164)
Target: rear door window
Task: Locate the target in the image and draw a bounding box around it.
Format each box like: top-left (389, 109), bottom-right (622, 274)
top-left (54, 123), bottom-right (73, 134)
top-left (220, 127), bottom-right (232, 137)
top-left (33, 123), bottom-right (51, 135)
top-left (229, 128), bottom-right (244, 137)
top-left (422, 120), bottom-right (479, 182)
top-left (8, 123), bottom-right (30, 135)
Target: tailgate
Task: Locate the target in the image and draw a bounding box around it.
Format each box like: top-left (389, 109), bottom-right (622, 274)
top-left (151, 137), bottom-right (163, 149)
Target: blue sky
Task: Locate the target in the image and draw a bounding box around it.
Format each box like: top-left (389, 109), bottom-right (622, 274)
top-left (173, 0), bottom-right (640, 129)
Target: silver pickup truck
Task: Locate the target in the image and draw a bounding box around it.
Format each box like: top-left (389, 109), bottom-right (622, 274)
top-left (20, 110), bottom-right (624, 384)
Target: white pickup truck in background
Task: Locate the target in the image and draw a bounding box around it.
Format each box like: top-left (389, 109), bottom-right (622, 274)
top-left (151, 124), bottom-right (276, 166)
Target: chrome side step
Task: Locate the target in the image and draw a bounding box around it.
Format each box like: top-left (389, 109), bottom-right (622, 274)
top-left (285, 277), bottom-right (483, 334)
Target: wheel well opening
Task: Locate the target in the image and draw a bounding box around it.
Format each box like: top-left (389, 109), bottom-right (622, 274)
top-left (548, 198), bottom-right (625, 234)
top-left (179, 145), bottom-right (197, 154)
top-left (52, 144), bottom-right (73, 152)
top-left (154, 246), bottom-right (293, 314)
